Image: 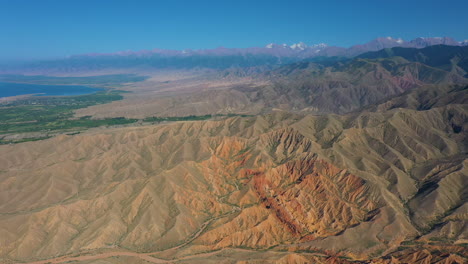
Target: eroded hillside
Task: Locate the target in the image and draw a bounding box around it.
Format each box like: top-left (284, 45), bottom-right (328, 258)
top-left (1, 102), bottom-right (466, 263)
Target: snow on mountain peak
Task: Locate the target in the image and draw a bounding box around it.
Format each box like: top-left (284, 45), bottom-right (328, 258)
top-left (384, 37), bottom-right (404, 44)
top-left (290, 42), bottom-right (307, 50)
top-left (312, 43), bottom-right (328, 48)
top-left (265, 42), bottom-right (328, 51)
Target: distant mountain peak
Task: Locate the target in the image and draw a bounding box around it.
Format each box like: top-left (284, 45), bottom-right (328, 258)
top-left (13, 36), bottom-right (467, 74)
top-left (290, 42), bottom-right (307, 50)
top-left (409, 36), bottom-right (460, 48)
top-left (375, 36), bottom-right (404, 43)
top-left (265, 43), bottom-right (291, 49)
top-left (265, 42), bottom-right (328, 51)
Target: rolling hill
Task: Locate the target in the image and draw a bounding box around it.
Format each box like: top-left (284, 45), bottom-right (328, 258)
top-left (1, 91), bottom-right (466, 263)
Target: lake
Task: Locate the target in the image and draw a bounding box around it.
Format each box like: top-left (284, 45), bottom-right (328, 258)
top-left (0, 82), bottom-right (103, 98)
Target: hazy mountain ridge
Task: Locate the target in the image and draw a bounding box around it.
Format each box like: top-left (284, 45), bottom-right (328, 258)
top-left (359, 45), bottom-right (468, 74)
top-left (73, 45), bottom-right (468, 119)
top-left (71, 37), bottom-right (467, 59)
top-left (2, 37), bottom-right (468, 74)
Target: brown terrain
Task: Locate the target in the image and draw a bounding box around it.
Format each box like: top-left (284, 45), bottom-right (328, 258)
top-left (0, 46), bottom-right (467, 263)
top-left (74, 53), bottom-right (468, 119)
top-left (1, 104), bottom-right (467, 263)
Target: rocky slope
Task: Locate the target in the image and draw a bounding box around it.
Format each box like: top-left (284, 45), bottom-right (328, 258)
top-left (359, 45), bottom-right (468, 74)
top-left (1, 97), bottom-right (466, 263)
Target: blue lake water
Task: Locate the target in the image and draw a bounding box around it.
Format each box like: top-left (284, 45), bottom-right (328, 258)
top-left (0, 82), bottom-right (103, 98)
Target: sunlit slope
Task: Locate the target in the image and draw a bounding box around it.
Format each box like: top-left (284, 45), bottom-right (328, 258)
top-left (0, 105), bottom-right (466, 262)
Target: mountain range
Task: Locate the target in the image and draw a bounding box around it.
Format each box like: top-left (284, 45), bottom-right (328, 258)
top-left (3, 37), bottom-right (468, 74)
top-left (66, 45), bottom-right (468, 119)
top-left (73, 37), bottom-right (468, 59)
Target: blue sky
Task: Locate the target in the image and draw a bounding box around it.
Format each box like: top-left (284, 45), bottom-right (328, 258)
top-left (1, 0), bottom-right (467, 60)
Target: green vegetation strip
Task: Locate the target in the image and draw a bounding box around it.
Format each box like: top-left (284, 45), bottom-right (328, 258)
top-left (143, 113), bottom-right (251, 123)
top-left (0, 91), bottom-right (250, 144)
top-left (0, 91), bottom-right (136, 135)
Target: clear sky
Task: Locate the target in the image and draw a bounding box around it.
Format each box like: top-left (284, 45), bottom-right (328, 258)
top-left (1, 0), bottom-right (467, 61)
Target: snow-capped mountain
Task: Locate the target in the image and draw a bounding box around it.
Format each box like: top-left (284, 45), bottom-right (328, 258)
top-left (265, 43), bottom-right (290, 49)
top-left (69, 37), bottom-right (466, 60)
top-left (265, 42), bottom-right (326, 50)
top-left (5, 36), bottom-right (467, 74)
top-left (311, 43), bottom-right (328, 48)
top-left (290, 42), bottom-right (307, 50)
top-left (408, 37), bottom-right (460, 48)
